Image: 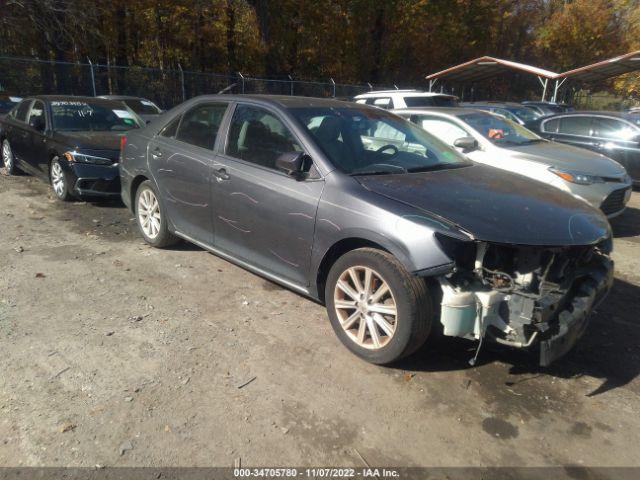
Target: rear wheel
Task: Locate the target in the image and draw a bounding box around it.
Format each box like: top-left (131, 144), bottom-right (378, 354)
top-left (1, 139), bottom-right (18, 175)
top-left (50, 157), bottom-right (72, 201)
top-left (325, 248), bottom-right (432, 364)
top-left (135, 180), bottom-right (178, 248)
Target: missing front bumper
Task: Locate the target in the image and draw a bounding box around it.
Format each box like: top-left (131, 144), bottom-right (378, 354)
top-left (539, 257), bottom-right (614, 366)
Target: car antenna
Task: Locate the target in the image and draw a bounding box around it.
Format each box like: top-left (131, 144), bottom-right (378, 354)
top-left (217, 83), bottom-right (237, 94)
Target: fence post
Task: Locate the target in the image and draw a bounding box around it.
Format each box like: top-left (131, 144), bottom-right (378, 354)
top-left (87, 57), bottom-right (96, 96)
top-left (178, 63), bottom-right (186, 101)
top-left (238, 72), bottom-right (245, 94)
top-left (367, 82), bottom-right (373, 91)
top-left (288, 75), bottom-right (294, 95)
top-left (330, 78), bottom-right (336, 98)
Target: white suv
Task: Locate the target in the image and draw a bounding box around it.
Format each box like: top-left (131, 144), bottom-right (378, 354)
top-left (353, 90), bottom-right (458, 109)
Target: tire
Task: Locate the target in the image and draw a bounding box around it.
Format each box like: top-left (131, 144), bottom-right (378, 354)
top-left (1, 139), bottom-right (19, 175)
top-left (50, 157), bottom-right (72, 201)
top-left (325, 247), bottom-right (432, 365)
top-left (134, 180), bottom-right (178, 248)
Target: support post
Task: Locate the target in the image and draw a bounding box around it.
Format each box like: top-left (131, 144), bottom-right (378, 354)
top-left (87, 57), bottom-right (96, 97)
top-left (238, 72), bottom-right (245, 94)
top-left (538, 76), bottom-right (549, 101)
top-left (367, 82), bottom-right (373, 91)
top-left (178, 62), bottom-right (186, 101)
top-left (330, 78), bottom-right (336, 98)
top-left (288, 75), bottom-right (293, 95)
top-left (552, 78), bottom-right (566, 103)
top-left (428, 78), bottom-right (438, 92)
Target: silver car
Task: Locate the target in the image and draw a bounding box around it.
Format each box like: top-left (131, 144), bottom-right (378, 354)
top-left (120, 95), bottom-right (613, 366)
top-left (394, 107), bottom-right (633, 218)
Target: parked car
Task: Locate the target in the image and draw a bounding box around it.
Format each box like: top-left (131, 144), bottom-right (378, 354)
top-left (461, 101), bottom-right (541, 127)
top-left (354, 90), bottom-right (458, 109)
top-left (394, 107), bottom-right (632, 218)
top-left (97, 95), bottom-right (163, 122)
top-left (0, 93), bottom-right (22, 119)
top-left (522, 101), bottom-right (574, 116)
top-left (120, 95), bottom-right (613, 366)
top-left (529, 111), bottom-right (640, 186)
top-left (0, 95), bottom-right (144, 200)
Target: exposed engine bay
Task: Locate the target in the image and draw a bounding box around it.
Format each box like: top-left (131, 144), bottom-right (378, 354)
top-left (435, 236), bottom-right (614, 365)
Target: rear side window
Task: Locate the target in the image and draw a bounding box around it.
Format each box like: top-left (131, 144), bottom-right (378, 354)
top-left (367, 97), bottom-right (392, 109)
top-left (541, 118), bottom-right (560, 133)
top-left (404, 96), bottom-right (457, 108)
top-left (175, 103), bottom-right (227, 149)
top-left (226, 104), bottom-right (303, 170)
top-left (558, 116), bottom-right (592, 136)
top-left (15, 100), bottom-right (33, 122)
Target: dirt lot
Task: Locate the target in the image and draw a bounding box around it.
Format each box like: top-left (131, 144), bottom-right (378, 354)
top-left (1, 172), bottom-right (639, 469)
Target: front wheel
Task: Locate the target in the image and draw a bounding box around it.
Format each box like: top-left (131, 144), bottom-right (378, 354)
top-left (2, 139), bottom-right (19, 175)
top-left (325, 248), bottom-right (432, 365)
top-left (135, 180), bottom-right (178, 248)
top-left (50, 157), bottom-right (72, 201)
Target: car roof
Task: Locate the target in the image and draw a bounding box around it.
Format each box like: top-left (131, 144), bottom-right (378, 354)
top-left (28, 94), bottom-right (127, 106)
top-left (354, 91), bottom-right (454, 98)
top-left (182, 94), bottom-right (355, 109)
top-left (540, 110), bottom-right (637, 121)
top-left (393, 107), bottom-right (488, 116)
top-left (98, 95), bottom-right (151, 101)
top-left (461, 101), bottom-right (527, 108)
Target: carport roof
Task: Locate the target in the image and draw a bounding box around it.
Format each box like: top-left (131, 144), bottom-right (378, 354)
top-left (557, 50), bottom-right (640, 82)
top-left (425, 56), bottom-right (559, 82)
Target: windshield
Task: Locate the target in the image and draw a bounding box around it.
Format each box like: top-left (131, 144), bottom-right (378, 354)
top-left (291, 105), bottom-right (471, 175)
top-left (51, 101), bottom-right (143, 131)
top-left (506, 106), bottom-right (540, 122)
top-left (459, 112), bottom-right (542, 146)
top-left (123, 98), bottom-right (161, 115)
top-left (404, 96), bottom-right (457, 107)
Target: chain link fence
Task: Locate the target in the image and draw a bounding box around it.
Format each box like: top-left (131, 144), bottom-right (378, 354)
top-left (0, 55), bottom-right (395, 109)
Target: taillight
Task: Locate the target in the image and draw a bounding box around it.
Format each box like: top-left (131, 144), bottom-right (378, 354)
top-left (120, 136), bottom-right (127, 151)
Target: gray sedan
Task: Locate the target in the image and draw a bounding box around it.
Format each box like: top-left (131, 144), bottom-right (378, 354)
top-left (120, 95), bottom-right (613, 366)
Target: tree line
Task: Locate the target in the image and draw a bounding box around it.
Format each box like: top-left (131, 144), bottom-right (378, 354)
top-left (1, 0), bottom-right (639, 99)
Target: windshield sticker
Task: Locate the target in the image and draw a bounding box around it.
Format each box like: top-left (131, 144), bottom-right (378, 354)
top-left (51, 101), bottom-right (90, 107)
top-left (9, 96), bottom-right (22, 102)
top-left (122, 118), bottom-right (135, 125)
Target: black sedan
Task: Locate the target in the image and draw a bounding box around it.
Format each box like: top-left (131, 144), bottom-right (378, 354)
top-left (529, 111), bottom-right (640, 185)
top-left (0, 95), bottom-right (144, 200)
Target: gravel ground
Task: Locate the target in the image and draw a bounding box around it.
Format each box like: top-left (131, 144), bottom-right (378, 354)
top-left (0, 172), bottom-right (639, 468)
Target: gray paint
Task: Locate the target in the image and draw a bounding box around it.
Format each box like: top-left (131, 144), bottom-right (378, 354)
top-left (120, 95), bottom-right (611, 301)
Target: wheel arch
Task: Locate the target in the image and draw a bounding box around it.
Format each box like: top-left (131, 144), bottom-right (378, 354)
top-left (130, 174), bottom-right (150, 209)
top-left (315, 237), bottom-right (394, 304)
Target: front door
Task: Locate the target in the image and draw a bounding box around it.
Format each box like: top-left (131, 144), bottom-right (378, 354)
top-left (24, 100), bottom-right (49, 177)
top-left (148, 102), bottom-right (229, 245)
top-left (212, 103), bottom-right (323, 287)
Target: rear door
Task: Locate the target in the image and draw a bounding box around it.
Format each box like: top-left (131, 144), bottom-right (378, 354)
top-left (546, 116), bottom-right (596, 150)
top-left (5, 99), bottom-right (33, 167)
top-left (147, 102), bottom-right (229, 245)
top-left (212, 102), bottom-right (323, 287)
top-left (23, 100), bottom-right (49, 175)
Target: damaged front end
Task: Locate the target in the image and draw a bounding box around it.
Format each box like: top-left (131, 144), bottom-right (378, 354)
top-left (434, 234), bottom-right (614, 366)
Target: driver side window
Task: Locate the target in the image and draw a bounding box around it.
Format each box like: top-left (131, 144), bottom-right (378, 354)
top-left (226, 105), bottom-right (303, 170)
top-left (417, 117), bottom-right (469, 146)
top-left (28, 101), bottom-right (46, 131)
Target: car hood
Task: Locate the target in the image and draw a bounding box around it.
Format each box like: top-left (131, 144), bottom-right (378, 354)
top-left (355, 164), bottom-right (610, 246)
top-left (52, 130), bottom-right (127, 152)
top-left (505, 141), bottom-right (626, 177)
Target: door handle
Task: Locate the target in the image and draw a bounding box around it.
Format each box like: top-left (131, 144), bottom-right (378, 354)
top-left (151, 148), bottom-right (163, 158)
top-left (213, 167), bottom-right (230, 181)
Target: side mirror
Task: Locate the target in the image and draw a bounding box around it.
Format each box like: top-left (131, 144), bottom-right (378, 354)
top-left (275, 152), bottom-right (309, 178)
top-left (30, 116), bottom-right (45, 132)
top-left (453, 136), bottom-right (479, 152)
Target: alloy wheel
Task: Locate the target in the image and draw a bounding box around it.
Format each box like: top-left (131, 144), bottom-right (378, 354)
top-left (2, 141), bottom-right (13, 172)
top-left (333, 266), bottom-right (398, 349)
top-left (138, 188), bottom-right (161, 239)
top-left (51, 161), bottom-right (66, 197)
